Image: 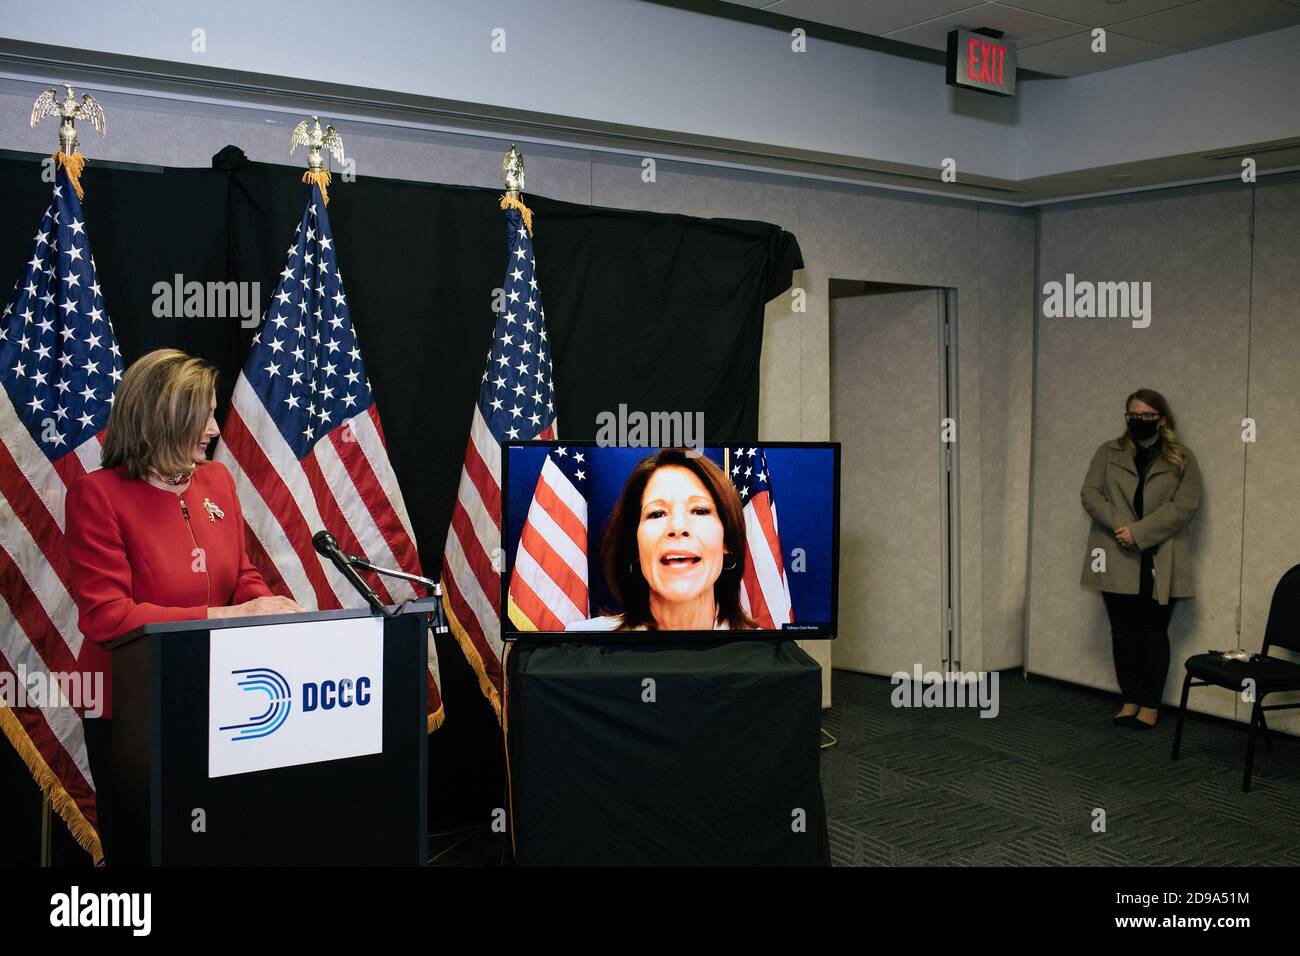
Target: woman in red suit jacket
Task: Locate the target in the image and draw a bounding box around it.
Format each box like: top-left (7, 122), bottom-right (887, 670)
top-left (64, 348), bottom-right (302, 861)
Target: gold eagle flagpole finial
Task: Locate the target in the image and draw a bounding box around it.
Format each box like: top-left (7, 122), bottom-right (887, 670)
top-left (290, 115), bottom-right (345, 205)
top-left (30, 82), bottom-right (105, 200)
top-left (500, 144), bottom-right (533, 236)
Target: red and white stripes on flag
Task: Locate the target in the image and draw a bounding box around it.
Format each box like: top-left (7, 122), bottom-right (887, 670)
top-left (508, 447), bottom-right (589, 631)
top-left (0, 417), bottom-right (105, 864)
top-left (217, 388), bottom-right (420, 610)
top-left (729, 446), bottom-right (794, 629)
top-left (442, 198), bottom-right (556, 719)
top-left (213, 184), bottom-right (442, 728)
top-left (1, 163), bottom-right (121, 863)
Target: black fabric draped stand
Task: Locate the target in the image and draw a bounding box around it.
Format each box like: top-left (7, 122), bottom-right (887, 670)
top-left (507, 640), bottom-right (828, 866)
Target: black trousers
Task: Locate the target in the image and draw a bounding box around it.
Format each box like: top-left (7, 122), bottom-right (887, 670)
top-left (1102, 558), bottom-right (1177, 709)
top-left (81, 716), bottom-right (113, 865)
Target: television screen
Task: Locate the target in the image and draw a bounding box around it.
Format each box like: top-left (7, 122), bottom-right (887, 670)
top-left (501, 443), bottom-right (839, 639)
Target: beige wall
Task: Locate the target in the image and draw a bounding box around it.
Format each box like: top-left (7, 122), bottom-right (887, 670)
top-left (1241, 179), bottom-right (1300, 735)
top-left (978, 211), bottom-right (1037, 671)
top-left (1027, 179), bottom-right (1300, 736)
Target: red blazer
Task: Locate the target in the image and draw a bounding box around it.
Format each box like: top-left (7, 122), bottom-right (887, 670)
top-left (64, 461), bottom-right (272, 718)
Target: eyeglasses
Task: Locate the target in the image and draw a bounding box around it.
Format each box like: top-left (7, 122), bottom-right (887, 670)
top-left (1125, 412), bottom-right (1160, 422)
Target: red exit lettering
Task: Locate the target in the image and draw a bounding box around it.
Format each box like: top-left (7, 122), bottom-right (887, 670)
top-left (967, 38), bottom-right (1007, 87)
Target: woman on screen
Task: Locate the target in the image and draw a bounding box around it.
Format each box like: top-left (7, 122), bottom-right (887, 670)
top-left (567, 448), bottom-right (756, 631)
top-left (1080, 388), bottom-right (1201, 730)
top-left (65, 349), bottom-right (303, 861)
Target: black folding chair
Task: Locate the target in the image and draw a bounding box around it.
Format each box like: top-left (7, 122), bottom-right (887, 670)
top-left (1171, 563), bottom-right (1300, 792)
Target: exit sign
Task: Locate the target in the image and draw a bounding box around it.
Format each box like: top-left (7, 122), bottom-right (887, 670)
top-left (947, 29), bottom-right (1017, 96)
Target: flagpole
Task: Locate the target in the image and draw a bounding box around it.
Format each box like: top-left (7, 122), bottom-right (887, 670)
top-left (40, 793), bottom-right (52, 866)
top-left (442, 143), bottom-right (555, 720)
top-left (18, 81), bottom-right (111, 865)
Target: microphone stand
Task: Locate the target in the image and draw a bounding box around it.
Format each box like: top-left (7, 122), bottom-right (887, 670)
top-left (346, 555), bottom-right (449, 633)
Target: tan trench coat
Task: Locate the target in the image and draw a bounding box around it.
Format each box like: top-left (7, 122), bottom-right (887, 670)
top-left (1079, 438), bottom-right (1201, 604)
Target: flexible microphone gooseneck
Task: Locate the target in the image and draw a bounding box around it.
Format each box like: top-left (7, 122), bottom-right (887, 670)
top-left (343, 554), bottom-right (449, 633)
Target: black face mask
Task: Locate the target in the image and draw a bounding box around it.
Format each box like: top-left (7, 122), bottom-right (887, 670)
top-left (1127, 418), bottom-right (1159, 441)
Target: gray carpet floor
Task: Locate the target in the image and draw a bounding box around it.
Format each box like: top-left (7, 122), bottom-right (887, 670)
top-left (821, 667), bottom-right (1300, 866)
top-left (438, 666), bottom-right (1300, 866)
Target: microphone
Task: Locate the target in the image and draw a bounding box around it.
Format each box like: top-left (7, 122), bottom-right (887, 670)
top-left (312, 530), bottom-right (391, 617)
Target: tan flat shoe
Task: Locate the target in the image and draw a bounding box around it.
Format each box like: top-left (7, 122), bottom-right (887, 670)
top-left (1133, 707), bottom-right (1158, 729)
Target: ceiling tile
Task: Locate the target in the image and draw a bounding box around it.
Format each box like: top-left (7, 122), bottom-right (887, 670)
top-left (995, 0), bottom-right (1199, 28)
top-left (766, 0), bottom-right (990, 36)
top-left (884, 1), bottom-right (1085, 49)
top-left (1015, 27), bottom-right (1179, 73)
top-left (1110, 0), bottom-right (1300, 48)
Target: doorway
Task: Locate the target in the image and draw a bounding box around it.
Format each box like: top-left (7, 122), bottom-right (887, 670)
top-left (830, 281), bottom-right (960, 676)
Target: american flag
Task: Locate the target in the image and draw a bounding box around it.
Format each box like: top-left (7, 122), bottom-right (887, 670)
top-left (507, 446), bottom-right (589, 631)
top-left (0, 165), bottom-right (121, 863)
top-left (442, 203), bottom-right (555, 717)
top-left (213, 184), bottom-right (442, 728)
top-left (729, 446), bottom-right (794, 629)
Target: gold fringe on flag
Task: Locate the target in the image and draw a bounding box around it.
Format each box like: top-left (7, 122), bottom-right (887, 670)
top-left (303, 168), bottom-right (332, 206)
top-left (427, 698), bottom-right (445, 732)
top-left (0, 706), bottom-right (104, 865)
top-left (499, 194), bottom-right (534, 237)
top-left (442, 582), bottom-right (504, 722)
top-left (50, 150), bottom-right (87, 201)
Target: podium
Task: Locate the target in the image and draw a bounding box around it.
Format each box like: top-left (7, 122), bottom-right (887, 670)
top-left (106, 601), bottom-right (429, 866)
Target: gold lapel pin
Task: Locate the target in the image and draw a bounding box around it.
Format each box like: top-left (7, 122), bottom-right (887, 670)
top-left (202, 498), bottom-right (225, 523)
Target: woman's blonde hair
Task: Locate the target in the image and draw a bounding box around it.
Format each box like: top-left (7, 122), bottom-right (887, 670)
top-left (1118, 387), bottom-right (1188, 474)
top-left (101, 349), bottom-right (218, 480)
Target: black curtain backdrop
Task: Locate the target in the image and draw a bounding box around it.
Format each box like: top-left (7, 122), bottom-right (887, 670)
top-left (0, 148), bottom-right (801, 859)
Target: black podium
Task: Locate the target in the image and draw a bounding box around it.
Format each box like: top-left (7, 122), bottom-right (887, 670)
top-left (107, 602), bottom-right (429, 866)
top-left (507, 639), bottom-right (826, 866)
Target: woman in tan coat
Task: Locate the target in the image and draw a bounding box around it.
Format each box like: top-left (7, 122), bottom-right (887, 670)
top-left (1080, 388), bottom-right (1201, 729)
